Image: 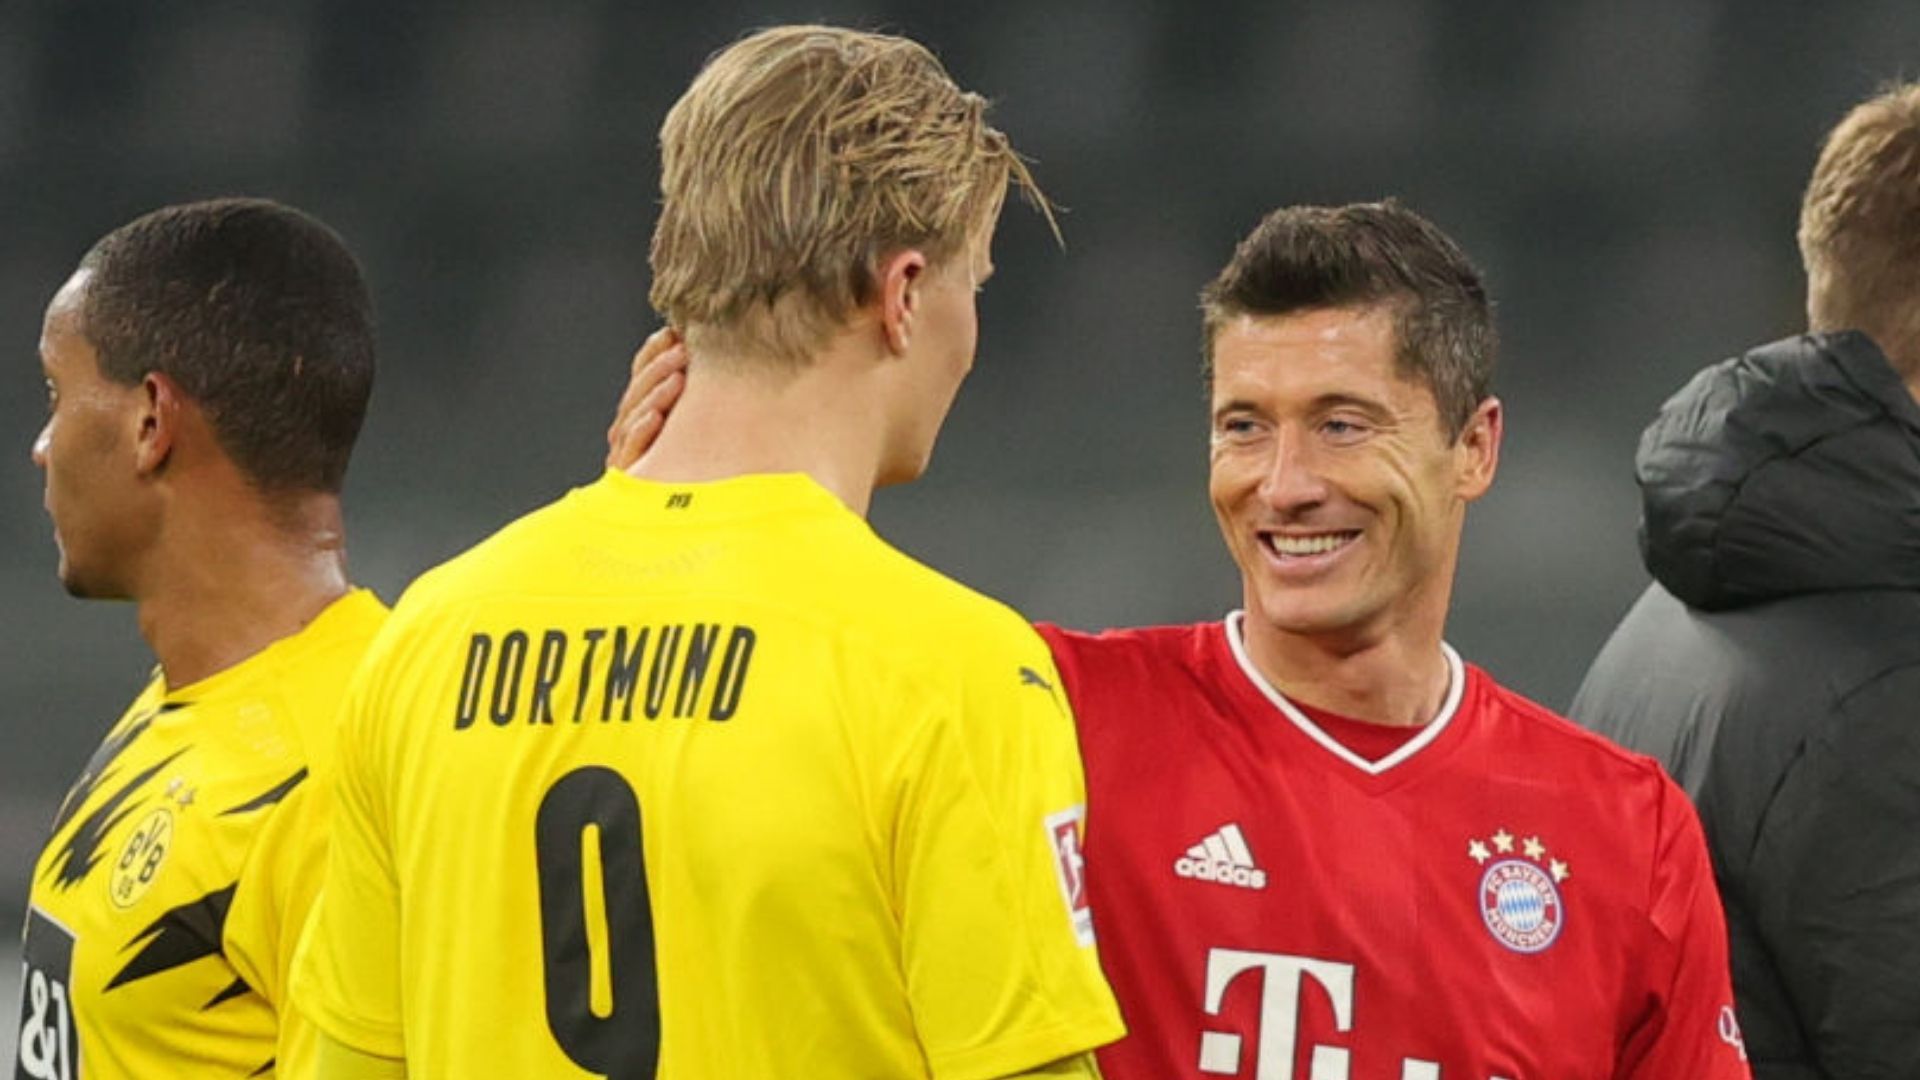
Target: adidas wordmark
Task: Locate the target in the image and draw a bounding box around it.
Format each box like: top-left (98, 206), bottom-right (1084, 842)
top-left (1174, 822), bottom-right (1268, 890)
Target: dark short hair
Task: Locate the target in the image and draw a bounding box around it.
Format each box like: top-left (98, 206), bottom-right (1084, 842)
top-left (1199, 199), bottom-right (1496, 440)
top-left (76, 197), bottom-right (376, 493)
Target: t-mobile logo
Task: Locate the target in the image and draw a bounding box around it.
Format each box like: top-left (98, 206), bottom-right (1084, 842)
top-left (1197, 948), bottom-right (1513, 1080)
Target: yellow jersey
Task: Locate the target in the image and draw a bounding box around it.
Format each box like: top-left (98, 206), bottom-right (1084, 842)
top-left (295, 471), bottom-right (1122, 1078)
top-left (15, 589), bottom-right (387, 1080)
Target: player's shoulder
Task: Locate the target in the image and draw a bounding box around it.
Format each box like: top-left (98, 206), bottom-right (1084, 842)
top-left (1474, 664), bottom-right (1676, 791)
top-left (269, 585), bottom-right (389, 721)
top-left (845, 540), bottom-right (1048, 662)
top-left (1037, 620), bottom-right (1220, 677)
top-left (296, 588), bottom-right (390, 666)
top-left (189, 589), bottom-right (388, 766)
top-left (393, 486), bottom-right (590, 616)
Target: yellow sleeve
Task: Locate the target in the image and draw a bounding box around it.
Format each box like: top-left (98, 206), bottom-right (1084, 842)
top-left (222, 776), bottom-right (328, 1079)
top-left (315, 1029), bottom-right (407, 1080)
top-left (1003, 1052), bottom-right (1103, 1079)
top-left (891, 623), bottom-right (1124, 1080)
top-left (291, 653), bottom-right (407, 1060)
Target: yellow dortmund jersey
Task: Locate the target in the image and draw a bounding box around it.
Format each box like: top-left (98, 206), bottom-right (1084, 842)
top-left (295, 471), bottom-right (1123, 1079)
top-left (15, 590), bottom-right (387, 1080)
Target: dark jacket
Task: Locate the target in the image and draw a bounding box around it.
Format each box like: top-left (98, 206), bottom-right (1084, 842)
top-left (1571, 331), bottom-right (1920, 1080)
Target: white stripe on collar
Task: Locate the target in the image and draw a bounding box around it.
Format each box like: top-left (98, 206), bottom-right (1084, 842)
top-left (1224, 611), bottom-right (1466, 777)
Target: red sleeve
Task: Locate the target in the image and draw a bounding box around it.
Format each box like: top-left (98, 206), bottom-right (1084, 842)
top-left (1617, 776), bottom-right (1751, 1079)
top-left (1033, 623), bottom-right (1080, 687)
top-left (1032, 619), bottom-right (1128, 694)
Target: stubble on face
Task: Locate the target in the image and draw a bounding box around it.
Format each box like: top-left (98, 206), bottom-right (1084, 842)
top-left (1206, 307), bottom-right (1475, 651)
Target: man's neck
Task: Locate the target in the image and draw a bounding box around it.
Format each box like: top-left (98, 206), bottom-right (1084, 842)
top-left (627, 340), bottom-right (894, 518)
top-left (1238, 612), bottom-right (1452, 729)
top-left (134, 494), bottom-right (351, 691)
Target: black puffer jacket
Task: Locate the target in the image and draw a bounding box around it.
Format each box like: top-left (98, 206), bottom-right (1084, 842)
top-left (1572, 331), bottom-right (1920, 1080)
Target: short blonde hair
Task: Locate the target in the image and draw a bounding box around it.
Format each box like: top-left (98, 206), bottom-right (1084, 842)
top-left (650, 25), bottom-right (1048, 366)
top-left (1799, 81), bottom-right (1920, 372)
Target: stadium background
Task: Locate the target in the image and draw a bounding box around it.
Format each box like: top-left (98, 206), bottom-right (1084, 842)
top-left (3, 1), bottom-right (1917, 1059)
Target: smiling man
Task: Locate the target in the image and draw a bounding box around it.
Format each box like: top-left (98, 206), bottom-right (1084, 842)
top-left (1040, 202), bottom-right (1747, 1079)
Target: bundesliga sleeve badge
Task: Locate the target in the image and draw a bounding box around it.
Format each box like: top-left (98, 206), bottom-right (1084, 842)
top-left (1466, 828), bottom-right (1569, 954)
top-left (1046, 806), bottom-right (1096, 946)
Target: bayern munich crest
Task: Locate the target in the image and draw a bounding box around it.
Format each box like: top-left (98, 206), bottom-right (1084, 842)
top-left (1467, 828), bottom-right (1569, 954)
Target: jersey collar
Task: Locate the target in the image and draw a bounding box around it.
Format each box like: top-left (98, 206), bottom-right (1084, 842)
top-left (1223, 610), bottom-right (1465, 777)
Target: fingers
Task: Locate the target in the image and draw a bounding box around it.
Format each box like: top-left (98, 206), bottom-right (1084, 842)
top-left (607, 403), bottom-right (664, 471)
top-left (605, 329), bottom-right (690, 471)
top-left (610, 327), bottom-right (684, 433)
top-left (606, 370), bottom-right (684, 470)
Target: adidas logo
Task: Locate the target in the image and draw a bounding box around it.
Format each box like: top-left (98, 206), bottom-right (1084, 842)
top-left (1174, 823), bottom-right (1268, 890)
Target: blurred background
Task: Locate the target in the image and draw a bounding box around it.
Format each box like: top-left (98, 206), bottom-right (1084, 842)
top-left (4, 0), bottom-right (1918, 1057)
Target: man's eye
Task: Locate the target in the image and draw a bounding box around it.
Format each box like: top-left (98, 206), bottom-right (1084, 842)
top-left (1322, 418), bottom-right (1368, 439)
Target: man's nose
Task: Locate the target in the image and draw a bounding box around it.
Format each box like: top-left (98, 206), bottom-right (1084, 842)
top-left (1256, 425), bottom-right (1330, 512)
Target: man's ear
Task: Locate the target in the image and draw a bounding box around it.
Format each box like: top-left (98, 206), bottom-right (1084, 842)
top-left (877, 248), bottom-right (931, 355)
top-left (133, 371), bottom-right (184, 477)
top-left (1454, 395), bottom-right (1503, 502)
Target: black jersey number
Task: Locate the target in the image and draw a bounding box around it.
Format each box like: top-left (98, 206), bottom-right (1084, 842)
top-left (534, 766), bottom-right (659, 1079)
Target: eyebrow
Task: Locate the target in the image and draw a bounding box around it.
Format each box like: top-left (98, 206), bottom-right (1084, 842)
top-left (1211, 393), bottom-right (1398, 423)
top-left (1310, 392), bottom-right (1395, 420)
top-left (1213, 398), bottom-right (1263, 420)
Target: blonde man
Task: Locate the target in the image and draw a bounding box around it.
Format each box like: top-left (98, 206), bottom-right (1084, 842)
top-left (294, 25), bottom-right (1122, 1080)
top-left (1576, 81), bottom-right (1920, 1077)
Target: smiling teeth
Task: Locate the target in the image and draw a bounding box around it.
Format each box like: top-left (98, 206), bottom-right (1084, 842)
top-left (1269, 533), bottom-right (1354, 556)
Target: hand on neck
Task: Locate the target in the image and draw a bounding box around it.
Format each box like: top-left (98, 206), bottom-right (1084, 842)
top-left (627, 324), bottom-right (913, 519)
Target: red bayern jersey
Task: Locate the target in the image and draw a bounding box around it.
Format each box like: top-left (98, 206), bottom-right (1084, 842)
top-left (1039, 615), bottom-right (1750, 1080)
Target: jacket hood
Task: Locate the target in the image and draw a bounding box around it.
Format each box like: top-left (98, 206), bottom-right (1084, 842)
top-left (1636, 331), bottom-right (1920, 611)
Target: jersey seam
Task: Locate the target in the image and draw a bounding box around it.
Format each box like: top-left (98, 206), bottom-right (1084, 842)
top-left (927, 1005), bottom-right (1125, 1080)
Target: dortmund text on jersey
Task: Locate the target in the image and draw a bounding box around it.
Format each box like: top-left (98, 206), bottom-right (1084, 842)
top-left (294, 472), bottom-right (1122, 1078)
